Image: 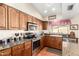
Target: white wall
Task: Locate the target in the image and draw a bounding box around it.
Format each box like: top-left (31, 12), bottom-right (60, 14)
top-left (70, 14), bottom-right (79, 38)
top-left (5, 3), bottom-right (43, 20)
top-left (0, 30), bottom-right (24, 40)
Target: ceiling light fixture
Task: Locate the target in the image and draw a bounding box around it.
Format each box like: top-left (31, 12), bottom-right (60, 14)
top-left (46, 4), bottom-right (51, 7)
top-left (44, 10), bottom-right (48, 13)
top-left (52, 8), bottom-right (56, 11)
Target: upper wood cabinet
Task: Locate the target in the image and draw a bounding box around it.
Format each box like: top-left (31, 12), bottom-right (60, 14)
top-left (0, 4), bottom-right (42, 30)
top-left (8, 7), bottom-right (20, 30)
top-left (27, 15), bottom-right (33, 22)
top-left (38, 20), bottom-right (43, 30)
top-left (43, 21), bottom-right (48, 30)
top-left (20, 12), bottom-right (28, 30)
top-left (32, 17), bottom-right (37, 23)
top-left (0, 4), bottom-right (7, 30)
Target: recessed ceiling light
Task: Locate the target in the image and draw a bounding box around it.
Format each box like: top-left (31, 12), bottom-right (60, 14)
top-left (44, 10), bottom-right (48, 13)
top-left (46, 4), bottom-right (51, 7)
top-left (52, 8), bottom-right (56, 11)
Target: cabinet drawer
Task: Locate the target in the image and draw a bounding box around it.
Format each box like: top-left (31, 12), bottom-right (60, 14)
top-left (0, 48), bottom-right (11, 56)
top-left (12, 44), bottom-right (24, 51)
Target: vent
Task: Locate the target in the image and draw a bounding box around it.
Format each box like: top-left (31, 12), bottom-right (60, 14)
top-left (67, 4), bottom-right (74, 10)
top-left (48, 15), bottom-right (56, 20)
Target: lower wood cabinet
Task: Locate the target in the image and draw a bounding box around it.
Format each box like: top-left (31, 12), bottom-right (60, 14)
top-left (0, 48), bottom-right (11, 56)
top-left (11, 44), bottom-right (24, 56)
top-left (0, 36), bottom-right (62, 56)
top-left (44, 36), bottom-right (62, 50)
top-left (40, 37), bottom-right (44, 49)
top-left (23, 41), bottom-right (32, 56)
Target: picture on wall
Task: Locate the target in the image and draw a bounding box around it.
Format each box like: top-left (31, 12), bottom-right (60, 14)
top-left (70, 24), bottom-right (78, 30)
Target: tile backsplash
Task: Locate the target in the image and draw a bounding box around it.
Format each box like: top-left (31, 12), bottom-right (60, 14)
top-left (0, 30), bottom-right (43, 40)
top-left (0, 30), bottom-right (24, 40)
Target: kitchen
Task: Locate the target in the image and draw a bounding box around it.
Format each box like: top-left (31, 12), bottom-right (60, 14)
top-left (0, 3), bottom-right (79, 56)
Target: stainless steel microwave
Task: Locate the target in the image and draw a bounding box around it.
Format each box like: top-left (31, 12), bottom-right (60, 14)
top-left (27, 22), bottom-right (38, 31)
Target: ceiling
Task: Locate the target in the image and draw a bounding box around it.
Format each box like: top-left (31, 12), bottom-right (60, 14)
top-left (32, 3), bottom-right (79, 20)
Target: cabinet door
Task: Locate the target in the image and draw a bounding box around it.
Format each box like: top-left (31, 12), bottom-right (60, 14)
top-left (0, 4), bottom-right (7, 29)
top-left (38, 20), bottom-right (43, 30)
top-left (8, 7), bottom-right (19, 30)
top-left (24, 41), bottom-right (32, 56)
top-left (44, 36), bottom-right (50, 47)
top-left (32, 17), bottom-right (37, 23)
top-left (40, 37), bottom-right (44, 49)
top-left (43, 21), bottom-right (48, 30)
top-left (27, 15), bottom-right (33, 22)
top-left (12, 44), bottom-right (24, 56)
top-left (20, 12), bottom-right (27, 30)
top-left (0, 48), bottom-right (11, 56)
top-left (55, 37), bottom-right (62, 50)
top-left (49, 36), bottom-right (56, 48)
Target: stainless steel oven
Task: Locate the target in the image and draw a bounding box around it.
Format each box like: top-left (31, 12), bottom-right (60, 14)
top-left (32, 39), bottom-right (40, 50)
top-left (32, 38), bottom-right (40, 54)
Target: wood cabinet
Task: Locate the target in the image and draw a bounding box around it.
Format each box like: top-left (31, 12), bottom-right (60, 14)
top-left (33, 18), bottom-right (43, 30)
top-left (20, 12), bottom-right (28, 30)
top-left (55, 37), bottom-right (62, 50)
top-left (27, 15), bottom-right (33, 22)
top-left (8, 7), bottom-right (20, 30)
top-left (39, 20), bottom-right (43, 30)
top-left (23, 41), bottom-right (32, 56)
top-left (0, 4), bottom-right (7, 29)
top-left (0, 4), bottom-right (43, 30)
top-left (0, 48), bottom-right (11, 56)
top-left (44, 36), bottom-right (51, 47)
top-left (40, 37), bottom-right (44, 49)
top-left (44, 36), bottom-right (62, 50)
top-left (11, 44), bottom-right (24, 56)
top-left (42, 21), bottom-right (48, 30)
top-left (32, 17), bottom-right (37, 23)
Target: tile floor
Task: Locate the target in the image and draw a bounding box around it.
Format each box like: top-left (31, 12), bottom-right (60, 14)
top-left (63, 40), bottom-right (79, 56)
top-left (37, 47), bottom-right (61, 56)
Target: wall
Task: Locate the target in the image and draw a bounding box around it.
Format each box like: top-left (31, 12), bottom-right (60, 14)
top-left (70, 14), bottom-right (79, 38)
top-left (5, 3), bottom-right (43, 20)
top-left (0, 30), bottom-right (24, 40)
top-left (0, 30), bottom-right (42, 40)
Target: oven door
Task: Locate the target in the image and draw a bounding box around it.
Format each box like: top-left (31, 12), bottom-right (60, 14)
top-left (33, 40), bottom-right (40, 50)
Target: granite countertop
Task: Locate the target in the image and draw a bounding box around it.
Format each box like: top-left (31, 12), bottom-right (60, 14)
top-left (0, 35), bottom-right (43, 51)
top-left (0, 39), bottom-right (32, 51)
top-left (44, 33), bottom-right (63, 37)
